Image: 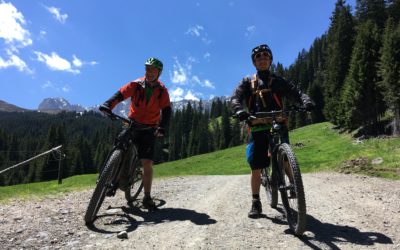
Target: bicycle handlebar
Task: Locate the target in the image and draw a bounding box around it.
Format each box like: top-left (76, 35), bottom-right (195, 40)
top-left (251, 106), bottom-right (307, 119)
top-left (103, 111), bottom-right (155, 130)
top-left (232, 106), bottom-right (308, 125)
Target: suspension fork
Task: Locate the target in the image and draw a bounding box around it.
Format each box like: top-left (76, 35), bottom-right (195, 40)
top-left (271, 144), bottom-right (283, 188)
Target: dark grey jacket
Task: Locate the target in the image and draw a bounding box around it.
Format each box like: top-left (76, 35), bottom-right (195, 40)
top-left (230, 71), bottom-right (312, 113)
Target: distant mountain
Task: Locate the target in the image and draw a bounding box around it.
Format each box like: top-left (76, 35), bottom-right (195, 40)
top-left (172, 96), bottom-right (229, 111)
top-left (0, 100), bottom-right (29, 112)
top-left (38, 98), bottom-right (86, 113)
top-left (2, 96), bottom-right (229, 115)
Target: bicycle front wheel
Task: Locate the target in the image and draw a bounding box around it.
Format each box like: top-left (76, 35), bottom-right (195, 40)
top-left (124, 158), bottom-right (144, 202)
top-left (261, 167), bottom-right (278, 208)
top-left (84, 149), bottom-right (122, 225)
top-left (277, 143), bottom-right (306, 236)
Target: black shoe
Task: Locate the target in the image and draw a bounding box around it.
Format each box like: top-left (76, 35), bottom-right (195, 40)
top-left (142, 196), bottom-right (158, 211)
top-left (248, 199), bottom-right (262, 218)
top-left (289, 189), bottom-right (297, 199)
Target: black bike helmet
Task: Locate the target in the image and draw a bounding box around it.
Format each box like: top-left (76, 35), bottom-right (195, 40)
top-left (251, 44), bottom-right (273, 62)
top-left (145, 57), bottom-right (163, 74)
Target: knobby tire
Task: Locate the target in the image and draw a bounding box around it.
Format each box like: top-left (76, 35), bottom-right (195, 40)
top-left (277, 143), bottom-right (306, 236)
top-left (262, 167), bottom-right (278, 208)
top-left (84, 149), bottom-right (122, 225)
top-left (125, 157), bottom-right (144, 202)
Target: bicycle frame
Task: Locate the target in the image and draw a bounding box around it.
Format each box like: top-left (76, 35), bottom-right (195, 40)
top-left (249, 107), bottom-right (307, 235)
top-left (100, 113), bottom-right (153, 194)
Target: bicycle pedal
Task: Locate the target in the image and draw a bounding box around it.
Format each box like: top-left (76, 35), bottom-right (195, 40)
top-left (105, 189), bottom-right (116, 197)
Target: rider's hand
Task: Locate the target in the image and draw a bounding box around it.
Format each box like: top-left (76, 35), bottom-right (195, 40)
top-left (303, 101), bottom-right (315, 111)
top-left (236, 110), bottom-right (250, 121)
top-left (154, 127), bottom-right (165, 137)
top-left (99, 103), bottom-right (112, 115)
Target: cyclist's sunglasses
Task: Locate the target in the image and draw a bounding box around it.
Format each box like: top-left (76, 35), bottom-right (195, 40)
top-left (255, 52), bottom-right (271, 59)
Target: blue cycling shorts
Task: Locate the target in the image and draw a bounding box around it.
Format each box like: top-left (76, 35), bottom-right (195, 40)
top-left (246, 130), bottom-right (270, 170)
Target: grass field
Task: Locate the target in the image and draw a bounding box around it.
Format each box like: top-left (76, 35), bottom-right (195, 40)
top-left (1, 122), bottom-right (399, 202)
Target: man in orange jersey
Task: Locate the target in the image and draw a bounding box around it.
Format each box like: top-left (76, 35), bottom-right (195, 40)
top-left (100, 57), bottom-right (171, 210)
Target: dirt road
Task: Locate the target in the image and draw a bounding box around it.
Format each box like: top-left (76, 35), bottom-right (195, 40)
top-left (0, 172), bottom-right (399, 249)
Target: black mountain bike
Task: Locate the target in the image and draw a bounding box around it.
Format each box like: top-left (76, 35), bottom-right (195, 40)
top-left (84, 112), bottom-right (150, 225)
top-left (241, 108), bottom-right (307, 236)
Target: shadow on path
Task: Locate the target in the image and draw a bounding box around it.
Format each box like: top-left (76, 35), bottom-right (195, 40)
top-left (298, 213), bottom-right (393, 250)
top-left (86, 198), bottom-right (217, 234)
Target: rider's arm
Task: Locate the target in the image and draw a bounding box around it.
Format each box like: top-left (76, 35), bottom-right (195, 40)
top-left (275, 77), bottom-right (313, 108)
top-left (158, 86), bottom-right (172, 129)
top-left (230, 77), bottom-right (251, 113)
top-left (101, 81), bottom-right (137, 111)
top-left (159, 106), bottom-right (172, 129)
top-left (102, 91), bottom-right (124, 111)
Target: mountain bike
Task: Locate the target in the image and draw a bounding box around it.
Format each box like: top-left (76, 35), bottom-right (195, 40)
top-left (84, 112), bottom-right (150, 225)
top-left (239, 108), bottom-right (307, 236)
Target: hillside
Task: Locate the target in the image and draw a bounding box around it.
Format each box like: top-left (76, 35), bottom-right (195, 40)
top-left (154, 122), bottom-right (400, 179)
top-left (0, 100), bottom-right (28, 112)
top-left (1, 121), bottom-right (399, 202)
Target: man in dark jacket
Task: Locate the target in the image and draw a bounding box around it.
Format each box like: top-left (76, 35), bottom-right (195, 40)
top-left (230, 44), bottom-right (314, 218)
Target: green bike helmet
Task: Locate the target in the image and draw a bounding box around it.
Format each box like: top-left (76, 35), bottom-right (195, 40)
top-left (145, 57), bottom-right (163, 73)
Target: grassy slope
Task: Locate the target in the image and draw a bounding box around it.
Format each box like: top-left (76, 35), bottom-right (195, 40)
top-left (1, 122), bottom-right (399, 202)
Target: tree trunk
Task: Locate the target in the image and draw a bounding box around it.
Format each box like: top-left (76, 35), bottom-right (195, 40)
top-left (393, 108), bottom-right (400, 136)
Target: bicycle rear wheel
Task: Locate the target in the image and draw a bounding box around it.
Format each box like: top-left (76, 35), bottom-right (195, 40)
top-left (84, 149), bottom-right (122, 225)
top-left (261, 167), bottom-right (278, 208)
top-left (277, 143), bottom-right (306, 236)
top-left (124, 158), bottom-right (144, 202)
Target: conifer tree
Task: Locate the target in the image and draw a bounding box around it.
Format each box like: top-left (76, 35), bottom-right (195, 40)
top-left (220, 104), bottom-right (232, 149)
top-left (324, 0), bottom-right (355, 125)
top-left (379, 18), bottom-right (400, 135)
top-left (356, 0), bottom-right (387, 29)
top-left (341, 20), bottom-right (386, 132)
top-left (40, 124), bottom-right (59, 181)
top-left (387, 0), bottom-right (400, 23)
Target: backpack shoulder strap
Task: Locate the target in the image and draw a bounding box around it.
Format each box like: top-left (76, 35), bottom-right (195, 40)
top-left (251, 74), bottom-right (257, 95)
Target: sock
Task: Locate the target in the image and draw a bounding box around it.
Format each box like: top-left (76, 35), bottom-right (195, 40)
top-left (252, 194), bottom-right (260, 200)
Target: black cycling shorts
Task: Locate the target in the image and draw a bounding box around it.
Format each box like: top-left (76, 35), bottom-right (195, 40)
top-left (246, 130), bottom-right (271, 170)
top-left (135, 129), bottom-right (156, 160)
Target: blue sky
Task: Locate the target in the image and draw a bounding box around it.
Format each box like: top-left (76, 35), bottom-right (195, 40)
top-left (0, 0), bottom-right (356, 110)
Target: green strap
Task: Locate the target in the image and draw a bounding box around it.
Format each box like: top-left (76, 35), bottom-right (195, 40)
top-left (250, 125), bottom-right (271, 132)
top-left (145, 86), bottom-right (154, 104)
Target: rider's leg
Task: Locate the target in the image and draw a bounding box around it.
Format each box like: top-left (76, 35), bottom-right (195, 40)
top-left (251, 169), bottom-right (262, 195)
top-left (141, 159), bottom-right (153, 195)
top-left (136, 130), bottom-right (157, 209)
top-left (247, 130), bottom-right (269, 218)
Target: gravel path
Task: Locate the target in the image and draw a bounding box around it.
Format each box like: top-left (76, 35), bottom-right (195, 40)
top-left (0, 172), bottom-right (399, 249)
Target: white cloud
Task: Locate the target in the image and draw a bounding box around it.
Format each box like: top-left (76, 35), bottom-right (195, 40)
top-left (245, 25), bottom-right (256, 38)
top-left (62, 85), bottom-right (70, 92)
top-left (41, 81), bottom-right (71, 93)
top-left (0, 1), bottom-right (32, 47)
top-left (170, 87), bottom-right (184, 102)
top-left (38, 30), bottom-right (46, 40)
top-left (185, 90), bottom-right (199, 101)
top-left (186, 25), bottom-right (212, 45)
top-left (169, 57), bottom-right (215, 90)
top-left (170, 58), bottom-right (188, 84)
top-left (186, 25), bottom-right (203, 37)
top-left (0, 54), bottom-right (32, 73)
top-left (72, 55), bottom-right (82, 67)
top-left (41, 81), bottom-right (53, 89)
top-left (34, 51), bottom-right (97, 74)
top-left (203, 52), bottom-right (211, 60)
top-left (34, 51), bottom-right (80, 74)
top-left (203, 79), bottom-right (215, 89)
top-left (45, 6), bottom-right (68, 24)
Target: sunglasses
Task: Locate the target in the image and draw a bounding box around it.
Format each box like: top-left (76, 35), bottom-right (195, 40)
top-left (255, 52), bottom-right (271, 59)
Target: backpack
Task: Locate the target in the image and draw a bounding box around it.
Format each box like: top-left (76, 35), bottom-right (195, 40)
top-left (248, 73), bottom-right (282, 109)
